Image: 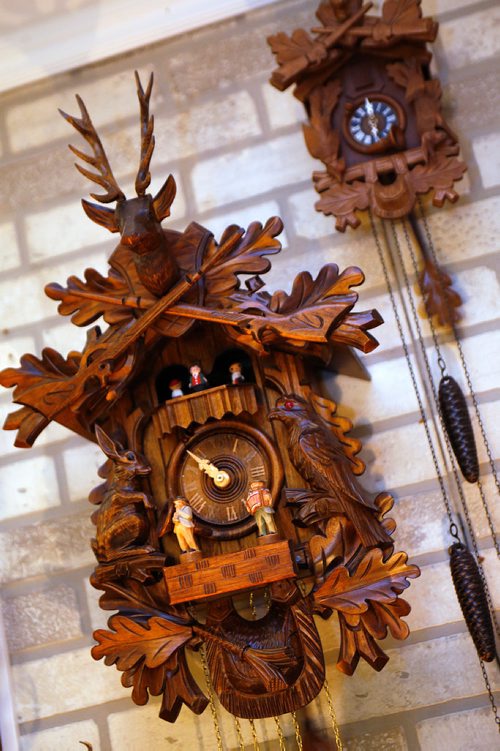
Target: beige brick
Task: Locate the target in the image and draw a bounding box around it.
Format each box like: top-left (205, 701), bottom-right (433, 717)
top-left (345, 726), bottom-right (408, 751)
top-left (203, 200), bottom-right (287, 248)
top-left (20, 719), bottom-right (100, 751)
top-left (445, 70), bottom-right (500, 135)
top-left (288, 188), bottom-right (337, 241)
top-left (472, 132), bottom-right (500, 189)
top-left (360, 420), bottom-right (439, 492)
top-left (0, 220), bottom-right (20, 270)
top-left (422, 0), bottom-right (486, 12)
top-left (13, 647), bottom-right (129, 722)
top-left (84, 576), bottom-right (109, 631)
top-left (63, 439), bottom-right (106, 503)
top-left (1, 584), bottom-right (82, 652)
top-left (262, 83), bottom-right (305, 130)
top-left (0, 453), bottom-right (59, 521)
top-left (424, 195), bottom-right (500, 265)
top-left (40, 319), bottom-right (90, 358)
top-left (439, 7), bottom-right (500, 70)
top-left (0, 511), bottom-right (95, 585)
top-left (317, 632), bottom-right (499, 725)
top-left (417, 705), bottom-right (500, 751)
top-left (25, 202), bottom-right (108, 262)
top-left (404, 560), bottom-right (462, 633)
top-left (6, 67), bottom-right (158, 153)
top-left (0, 249), bottom-right (108, 328)
top-left (191, 132), bottom-right (317, 212)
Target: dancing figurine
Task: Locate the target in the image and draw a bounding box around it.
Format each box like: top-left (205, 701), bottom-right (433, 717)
top-left (244, 481), bottom-right (277, 536)
top-left (173, 497), bottom-right (200, 553)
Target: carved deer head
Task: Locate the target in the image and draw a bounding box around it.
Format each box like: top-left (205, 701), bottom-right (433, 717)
top-left (60, 72), bottom-right (179, 296)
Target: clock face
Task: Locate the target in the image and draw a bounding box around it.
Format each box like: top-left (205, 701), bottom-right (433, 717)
top-left (344, 96), bottom-right (405, 154)
top-left (167, 420), bottom-right (283, 540)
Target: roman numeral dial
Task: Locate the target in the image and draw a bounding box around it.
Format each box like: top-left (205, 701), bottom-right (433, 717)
top-left (167, 420), bottom-right (283, 540)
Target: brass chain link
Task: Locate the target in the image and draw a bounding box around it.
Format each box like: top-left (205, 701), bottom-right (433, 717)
top-left (273, 716), bottom-right (287, 751)
top-left (290, 712), bottom-right (303, 751)
top-left (233, 717), bottom-right (246, 751)
top-left (248, 719), bottom-right (260, 750)
top-left (200, 645), bottom-right (224, 751)
top-left (323, 679), bottom-right (343, 750)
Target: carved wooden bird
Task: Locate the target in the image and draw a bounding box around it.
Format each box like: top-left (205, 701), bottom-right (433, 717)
top-left (269, 394), bottom-right (392, 548)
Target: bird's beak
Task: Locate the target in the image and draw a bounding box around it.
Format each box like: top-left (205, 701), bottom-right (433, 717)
top-left (268, 408), bottom-right (281, 421)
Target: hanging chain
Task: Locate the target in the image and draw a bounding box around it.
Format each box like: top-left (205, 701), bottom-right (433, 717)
top-left (248, 719), bottom-right (260, 750)
top-left (369, 211), bottom-right (457, 531)
top-left (372, 212), bottom-right (500, 728)
top-left (394, 218), bottom-right (500, 640)
top-left (323, 679), bottom-right (344, 750)
top-left (233, 717), bottom-right (245, 751)
top-left (200, 645), bottom-right (224, 751)
top-left (273, 716), bottom-right (287, 751)
top-left (290, 712), bottom-right (304, 751)
top-left (417, 196), bottom-right (500, 498)
top-left (408, 203), bottom-right (500, 558)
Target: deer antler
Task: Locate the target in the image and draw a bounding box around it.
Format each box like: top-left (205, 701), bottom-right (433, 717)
top-left (59, 97), bottom-right (125, 204)
top-left (135, 71), bottom-right (155, 196)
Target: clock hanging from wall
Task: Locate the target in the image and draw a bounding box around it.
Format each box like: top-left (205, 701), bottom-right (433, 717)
top-left (0, 70), bottom-right (420, 744)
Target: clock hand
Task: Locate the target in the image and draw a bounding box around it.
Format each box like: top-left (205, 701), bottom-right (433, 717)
top-left (364, 97), bottom-right (380, 141)
top-left (186, 449), bottom-right (231, 489)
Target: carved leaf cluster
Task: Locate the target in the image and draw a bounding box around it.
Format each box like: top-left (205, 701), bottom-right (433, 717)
top-left (204, 218), bottom-right (283, 302)
top-left (0, 347), bottom-right (81, 393)
top-left (309, 392), bottom-right (364, 474)
top-left (269, 264), bottom-right (362, 316)
top-left (315, 183), bottom-right (371, 231)
top-left (45, 267), bottom-right (133, 327)
top-left (382, 0), bottom-right (421, 24)
top-left (303, 82), bottom-right (342, 168)
top-left (267, 29), bottom-right (315, 66)
top-left (418, 257), bottom-right (462, 327)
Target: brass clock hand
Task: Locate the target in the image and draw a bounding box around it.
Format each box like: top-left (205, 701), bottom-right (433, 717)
top-left (364, 97), bottom-right (380, 141)
top-left (186, 449), bottom-right (231, 488)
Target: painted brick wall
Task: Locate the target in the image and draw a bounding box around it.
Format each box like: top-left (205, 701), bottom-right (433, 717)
top-left (0, 1), bottom-right (499, 749)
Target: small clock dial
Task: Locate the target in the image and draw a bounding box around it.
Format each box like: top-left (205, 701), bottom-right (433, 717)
top-left (349, 98), bottom-right (397, 145)
top-left (167, 420), bottom-right (283, 540)
top-left (343, 95), bottom-right (405, 155)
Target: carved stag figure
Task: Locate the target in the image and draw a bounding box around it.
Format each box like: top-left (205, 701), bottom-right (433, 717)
top-left (92, 425), bottom-right (155, 562)
top-left (269, 395), bottom-right (392, 548)
top-left (60, 72), bottom-right (179, 297)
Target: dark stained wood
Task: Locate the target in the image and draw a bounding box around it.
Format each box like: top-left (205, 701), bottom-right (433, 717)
top-left (0, 71), bottom-right (419, 725)
top-left (164, 540), bottom-right (296, 604)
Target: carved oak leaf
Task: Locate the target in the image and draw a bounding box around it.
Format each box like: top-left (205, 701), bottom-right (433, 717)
top-left (313, 547), bottom-right (419, 615)
top-left (45, 268), bottom-right (132, 327)
top-left (204, 217), bottom-right (283, 302)
top-left (412, 156), bottom-right (467, 207)
top-left (315, 183), bottom-right (371, 231)
top-left (267, 29), bottom-right (315, 66)
top-left (92, 614), bottom-right (194, 670)
top-left (418, 257), bottom-right (462, 327)
top-left (382, 0), bottom-right (422, 24)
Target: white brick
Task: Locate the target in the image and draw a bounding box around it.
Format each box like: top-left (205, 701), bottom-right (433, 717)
top-left (439, 7), bottom-right (500, 69)
top-left (288, 188), bottom-right (337, 240)
top-left (0, 250), bottom-right (108, 328)
top-left (0, 453), bottom-right (59, 521)
top-left (421, 0), bottom-right (488, 14)
top-left (417, 706), bottom-right (500, 751)
top-left (84, 577), bottom-right (109, 631)
top-left (40, 320), bottom-right (90, 359)
top-left (13, 647), bottom-right (129, 722)
top-left (404, 560), bottom-right (462, 632)
top-left (191, 132), bottom-right (317, 212)
top-left (472, 132), bottom-right (500, 189)
top-left (25, 202), bottom-right (108, 262)
top-left (6, 67), bottom-right (158, 152)
top-left (0, 333), bottom-right (36, 371)
top-left (63, 440), bottom-right (105, 502)
top-left (203, 200), bottom-right (287, 247)
top-left (0, 220), bottom-right (20, 271)
top-left (20, 720), bottom-right (100, 751)
top-left (262, 83), bottom-right (305, 130)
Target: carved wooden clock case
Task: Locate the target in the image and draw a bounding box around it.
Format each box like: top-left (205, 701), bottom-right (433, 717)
top-left (268, 0), bottom-right (466, 230)
top-left (0, 72), bottom-right (419, 725)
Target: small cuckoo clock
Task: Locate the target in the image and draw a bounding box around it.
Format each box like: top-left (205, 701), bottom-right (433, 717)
top-left (0, 73), bottom-right (419, 728)
top-left (268, 0), bottom-right (466, 230)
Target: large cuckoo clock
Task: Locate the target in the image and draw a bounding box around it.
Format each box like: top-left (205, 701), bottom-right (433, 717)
top-left (0, 72), bottom-right (419, 729)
